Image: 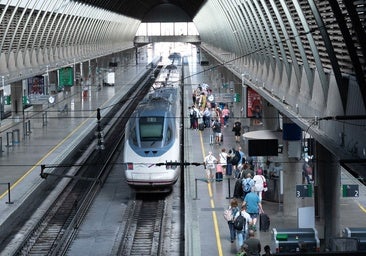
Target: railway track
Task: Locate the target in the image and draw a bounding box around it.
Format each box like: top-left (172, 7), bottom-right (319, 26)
top-left (118, 197), bottom-right (172, 256)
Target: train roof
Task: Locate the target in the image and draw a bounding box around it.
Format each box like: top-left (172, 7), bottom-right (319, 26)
top-left (135, 86), bottom-right (180, 115)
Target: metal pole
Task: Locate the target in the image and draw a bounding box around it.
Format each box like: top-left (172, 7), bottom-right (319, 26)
top-left (5, 183), bottom-right (13, 204)
top-left (226, 177), bottom-right (233, 199)
top-left (193, 178), bottom-right (199, 200)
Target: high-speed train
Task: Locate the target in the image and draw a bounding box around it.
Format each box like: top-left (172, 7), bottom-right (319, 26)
top-left (123, 63), bottom-right (182, 192)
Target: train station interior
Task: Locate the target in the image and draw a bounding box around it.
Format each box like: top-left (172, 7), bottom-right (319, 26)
top-left (0, 0), bottom-right (366, 255)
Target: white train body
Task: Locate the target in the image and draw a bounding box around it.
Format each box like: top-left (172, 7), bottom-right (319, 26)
top-left (123, 66), bottom-right (181, 192)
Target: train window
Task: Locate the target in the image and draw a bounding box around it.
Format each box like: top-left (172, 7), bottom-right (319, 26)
top-left (139, 117), bottom-right (163, 141)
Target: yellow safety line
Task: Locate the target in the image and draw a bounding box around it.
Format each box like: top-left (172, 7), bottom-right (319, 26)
top-left (358, 202), bottom-right (366, 213)
top-left (0, 117), bottom-right (92, 200)
top-left (200, 130), bottom-right (223, 256)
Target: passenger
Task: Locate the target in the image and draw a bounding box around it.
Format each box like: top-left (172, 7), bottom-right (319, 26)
top-left (218, 148), bottom-right (228, 175)
top-left (192, 105), bottom-right (200, 130)
top-left (222, 105), bottom-right (230, 127)
top-left (262, 245), bottom-right (272, 255)
top-left (204, 151), bottom-right (217, 182)
top-left (242, 163), bottom-right (254, 179)
top-left (224, 198), bottom-right (240, 243)
top-left (232, 120), bottom-right (242, 143)
top-left (243, 186), bottom-right (264, 231)
top-left (252, 168), bottom-right (267, 201)
top-left (188, 106), bottom-right (194, 129)
top-left (244, 230), bottom-right (261, 256)
top-left (211, 118), bottom-right (222, 145)
top-left (242, 173), bottom-right (255, 200)
top-left (234, 204), bottom-right (252, 249)
top-left (202, 107), bottom-right (211, 128)
top-left (226, 149), bottom-right (233, 176)
top-left (237, 146), bottom-right (246, 168)
top-left (199, 92), bottom-right (207, 109)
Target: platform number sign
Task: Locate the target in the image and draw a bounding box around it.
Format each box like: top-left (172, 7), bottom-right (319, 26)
top-left (342, 184), bottom-right (359, 197)
top-left (296, 184), bottom-right (313, 198)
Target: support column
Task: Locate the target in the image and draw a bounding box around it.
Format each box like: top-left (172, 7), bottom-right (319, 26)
top-left (262, 100), bottom-right (279, 131)
top-left (316, 142), bottom-right (340, 246)
top-left (281, 142), bottom-right (305, 217)
top-left (281, 118), bottom-right (305, 218)
top-left (10, 80), bottom-right (23, 122)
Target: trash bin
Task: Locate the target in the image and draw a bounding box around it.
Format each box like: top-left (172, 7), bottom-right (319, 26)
top-left (343, 227), bottom-right (366, 251)
top-left (272, 228), bottom-right (320, 253)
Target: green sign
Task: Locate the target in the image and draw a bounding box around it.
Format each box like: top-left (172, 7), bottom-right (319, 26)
top-left (342, 184), bottom-right (359, 197)
top-left (4, 95), bottom-right (11, 105)
top-left (59, 67), bottom-right (73, 88)
top-left (234, 93), bottom-right (240, 102)
top-left (22, 96), bottom-right (29, 105)
top-left (296, 184), bottom-right (313, 197)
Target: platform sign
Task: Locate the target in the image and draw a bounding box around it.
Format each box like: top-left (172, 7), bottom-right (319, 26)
top-left (59, 67), bottom-right (73, 87)
top-left (296, 184), bottom-right (313, 198)
top-left (342, 184), bottom-right (359, 197)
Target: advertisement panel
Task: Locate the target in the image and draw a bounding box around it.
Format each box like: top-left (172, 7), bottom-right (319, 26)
top-left (247, 87), bottom-right (262, 124)
top-left (28, 76), bottom-right (45, 95)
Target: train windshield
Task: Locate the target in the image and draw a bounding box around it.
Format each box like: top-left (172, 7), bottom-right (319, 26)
top-left (139, 117), bottom-right (164, 141)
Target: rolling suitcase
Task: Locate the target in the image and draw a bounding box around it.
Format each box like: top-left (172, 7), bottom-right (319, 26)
top-left (259, 213), bottom-right (270, 231)
top-left (198, 123), bottom-right (205, 131)
top-left (215, 171), bottom-right (223, 182)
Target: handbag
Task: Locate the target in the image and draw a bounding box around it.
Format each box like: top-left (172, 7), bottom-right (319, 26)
top-left (262, 175), bottom-right (268, 192)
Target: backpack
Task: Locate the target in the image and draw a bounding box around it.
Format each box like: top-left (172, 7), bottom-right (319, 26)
top-left (233, 212), bottom-right (245, 230)
top-left (192, 110), bottom-right (197, 118)
top-left (242, 178), bottom-right (252, 193)
top-left (224, 208), bottom-right (233, 222)
top-left (231, 150), bottom-right (240, 165)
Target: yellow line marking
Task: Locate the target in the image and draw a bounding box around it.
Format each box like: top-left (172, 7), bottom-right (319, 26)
top-left (0, 117), bottom-right (91, 200)
top-left (199, 130), bottom-right (223, 256)
top-left (358, 202), bottom-right (366, 213)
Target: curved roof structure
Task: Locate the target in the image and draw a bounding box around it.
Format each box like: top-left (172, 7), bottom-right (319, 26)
top-left (0, 0), bottom-right (365, 176)
top-left (74, 0), bottom-right (206, 21)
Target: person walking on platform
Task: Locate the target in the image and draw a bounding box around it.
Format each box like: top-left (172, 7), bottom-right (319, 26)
top-left (242, 173), bottom-right (255, 200)
top-left (224, 198), bottom-right (240, 243)
top-left (232, 120), bottom-right (242, 143)
top-left (237, 146), bottom-right (246, 167)
top-left (192, 105), bottom-right (199, 130)
top-left (204, 151), bottom-right (217, 182)
top-left (218, 148), bottom-right (228, 175)
top-left (222, 105), bottom-right (230, 127)
top-left (202, 107), bottom-right (211, 128)
top-left (188, 106), bottom-right (194, 129)
top-left (243, 187), bottom-right (264, 231)
top-left (234, 204), bottom-right (252, 249)
top-left (212, 118), bottom-right (222, 145)
top-left (243, 230), bottom-right (261, 256)
top-left (253, 168), bottom-right (267, 201)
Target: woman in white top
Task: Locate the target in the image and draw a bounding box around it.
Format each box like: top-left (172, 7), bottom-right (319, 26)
top-left (252, 168), bottom-right (267, 201)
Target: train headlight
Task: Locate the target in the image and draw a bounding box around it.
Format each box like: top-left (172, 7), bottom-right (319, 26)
top-left (127, 162), bottom-right (134, 170)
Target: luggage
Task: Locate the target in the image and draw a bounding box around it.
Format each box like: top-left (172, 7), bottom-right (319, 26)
top-left (259, 213), bottom-right (270, 231)
top-left (199, 123), bottom-right (205, 131)
top-left (215, 171), bottom-right (223, 182)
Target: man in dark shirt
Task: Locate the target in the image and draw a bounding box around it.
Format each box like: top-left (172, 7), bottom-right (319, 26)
top-left (244, 230), bottom-right (261, 256)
